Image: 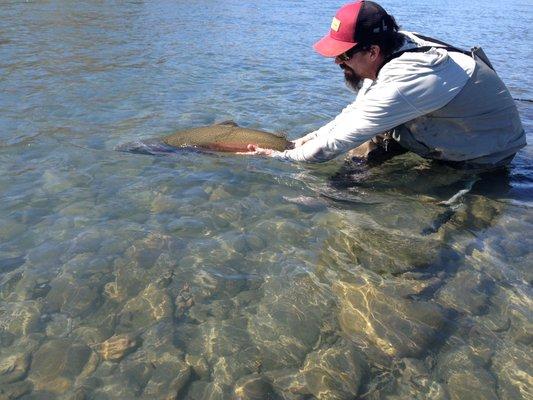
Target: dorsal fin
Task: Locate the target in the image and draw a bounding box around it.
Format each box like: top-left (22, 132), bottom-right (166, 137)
top-left (215, 120), bottom-right (239, 127)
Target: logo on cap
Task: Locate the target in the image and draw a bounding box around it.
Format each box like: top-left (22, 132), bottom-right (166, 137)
top-left (331, 17), bottom-right (341, 32)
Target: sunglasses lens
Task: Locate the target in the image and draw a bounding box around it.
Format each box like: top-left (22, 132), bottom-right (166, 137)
top-left (338, 53), bottom-right (349, 61)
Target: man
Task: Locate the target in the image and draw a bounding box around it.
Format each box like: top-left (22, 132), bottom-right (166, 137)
top-left (245, 1), bottom-right (526, 169)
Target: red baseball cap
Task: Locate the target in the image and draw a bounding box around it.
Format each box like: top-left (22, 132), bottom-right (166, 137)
top-left (314, 1), bottom-right (394, 57)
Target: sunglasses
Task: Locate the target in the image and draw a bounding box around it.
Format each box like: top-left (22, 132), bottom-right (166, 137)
top-left (337, 45), bottom-right (368, 62)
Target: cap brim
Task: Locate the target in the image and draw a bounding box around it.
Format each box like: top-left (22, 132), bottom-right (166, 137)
top-left (313, 34), bottom-right (357, 57)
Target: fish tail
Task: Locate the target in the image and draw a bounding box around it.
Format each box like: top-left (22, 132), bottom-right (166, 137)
top-left (115, 139), bottom-right (178, 156)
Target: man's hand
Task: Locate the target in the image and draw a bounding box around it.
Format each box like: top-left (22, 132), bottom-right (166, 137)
top-left (237, 144), bottom-right (281, 157)
top-left (291, 137), bottom-right (308, 148)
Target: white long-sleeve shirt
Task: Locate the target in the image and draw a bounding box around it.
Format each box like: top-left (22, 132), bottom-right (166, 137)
top-left (277, 32), bottom-right (525, 165)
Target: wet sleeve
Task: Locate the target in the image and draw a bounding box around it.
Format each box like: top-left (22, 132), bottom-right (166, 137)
top-left (275, 83), bottom-right (420, 162)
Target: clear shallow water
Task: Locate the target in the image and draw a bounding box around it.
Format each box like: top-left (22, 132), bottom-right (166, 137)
top-left (0, 1), bottom-right (531, 399)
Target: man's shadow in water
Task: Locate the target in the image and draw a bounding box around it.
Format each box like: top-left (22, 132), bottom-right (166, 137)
top-left (322, 160), bottom-right (523, 366)
top-left (327, 156), bottom-right (516, 236)
top-left (322, 157), bottom-right (520, 297)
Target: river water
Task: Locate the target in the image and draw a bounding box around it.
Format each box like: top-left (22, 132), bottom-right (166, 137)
top-left (0, 1), bottom-right (531, 399)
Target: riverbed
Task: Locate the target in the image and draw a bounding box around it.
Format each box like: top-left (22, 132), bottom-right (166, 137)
top-left (0, 1), bottom-right (531, 399)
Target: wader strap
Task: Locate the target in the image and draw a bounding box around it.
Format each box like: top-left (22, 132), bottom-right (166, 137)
top-left (411, 33), bottom-right (495, 70)
top-left (380, 33), bottom-right (495, 73)
top-left (409, 33), bottom-right (471, 56)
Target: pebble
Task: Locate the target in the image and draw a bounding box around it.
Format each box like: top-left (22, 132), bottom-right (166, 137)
top-left (97, 333), bottom-right (140, 362)
top-left (0, 352), bottom-right (30, 385)
top-left (0, 301), bottom-right (42, 336)
top-left (233, 375), bottom-right (274, 400)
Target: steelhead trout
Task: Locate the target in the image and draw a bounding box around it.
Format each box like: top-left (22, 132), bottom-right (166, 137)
top-left (116, 121), bottom-right (293, 155)
top-left (162, 121), bottom-right (293, 152)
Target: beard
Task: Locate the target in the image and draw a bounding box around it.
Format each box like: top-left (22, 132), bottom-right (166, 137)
top-left (341, 64), bottom-right (364, 92)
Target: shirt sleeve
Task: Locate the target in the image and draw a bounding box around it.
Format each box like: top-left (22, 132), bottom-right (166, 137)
top-left (276, 49), bottom-right (471, 162)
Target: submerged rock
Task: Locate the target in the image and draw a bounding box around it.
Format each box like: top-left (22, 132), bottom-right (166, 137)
top-left (0, 218), bottom-right (25, 243)
top-left (233, 375), bottom-right (276, 400)
top-left (44, 313), bottom-right (76, 338)
top-left (264, 368), bottom-right (309, 399)
top-left (0, 329), bottom-right (16, 348)
top-left (71, 326), bottom-right (108, 347)
top-left (452, 195), bottom-right (502, 231)
top-left (0, 272), bottom-right (23, 302)
top-left (103, 281), bottom-right (121, 301)
top-left (0, 380), bottom-right (33, 400)
top-left (112, 256), bottom-right (148, 300)
top-left (90, 351), bottom-right (151, 398)
top-left (44, 275), bottom-right (99, 318)
top-left (28, 338), bottom-right (91, 394)
top-left (248, 276), bottom-right (333, 369)
top-left (175, 282), bottom-right (194, 319)
top-left (90, 336), bottom-right (190, 400)
top-left (150, 192), bottom-right (181, 214)
top-left (124, 232), bottom-right (178, 270)
top-left (435, 269), bottom-right (491, 315)
top-left (334, 276), bottom-right (447, 358)
top-left (185, 381), bottom-right (226, 400)
top-left (6, 273), bottom-right (51, 303)
top-left (0, 301), bottom-right (42, 336)
top-left (97, 333), bottom-right (140, 362)
top-left (0, 352), bottom-right (30, 384)
top-left (491, 343), bottom-right (533, 400)
top-left (375, 358), bottom-right (447, 399)
top-left (436, 346), bottom-right (498, 400)
top-left (211, 353), bottom-right (262, 389)
top-left (142, 360), bottom-right (191, 400)
top-left (300, 341), bottom-right (367, 400)
top-left (192, 269), bottom-right (247, 301)
top-left (183, 317), bottom-right (258, 386)
top-left (318, 218), bottom-right (444, 275)
top-left (185, 354), bottom-right (210, 380)
top-left (117, 282), bottom-right (173, 331)
top-left (135, 322), bottom-right (191, 398)
top-left (68, 229), bottom-right (105, 255)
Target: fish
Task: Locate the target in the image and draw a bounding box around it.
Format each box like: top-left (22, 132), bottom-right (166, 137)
top-left (116, 121), bottom-right (293, 155)
top-left (162, 120), bottom-right (293, 152)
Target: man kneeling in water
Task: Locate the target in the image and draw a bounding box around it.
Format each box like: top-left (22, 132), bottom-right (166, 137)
top-left (245, 1), bottom-right (526, 169)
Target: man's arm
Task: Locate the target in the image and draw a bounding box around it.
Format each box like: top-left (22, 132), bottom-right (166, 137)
top-left (247, 50), bottom-right (472, 162)
top-left (275, 85), bottom-right (417, 162)
top-left (274, 50), bottom-right (472, 162)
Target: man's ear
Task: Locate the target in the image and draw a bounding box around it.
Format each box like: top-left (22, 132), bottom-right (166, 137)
top-left (369, 45), bottom-right (382, 61)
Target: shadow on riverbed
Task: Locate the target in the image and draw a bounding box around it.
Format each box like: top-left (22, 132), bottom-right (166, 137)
top-left (308, 159), bottom-right (530, 399)
top-left (326, 156), bottom-right (516, 233)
